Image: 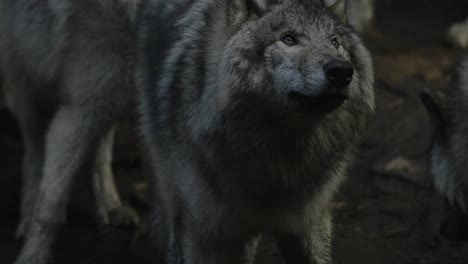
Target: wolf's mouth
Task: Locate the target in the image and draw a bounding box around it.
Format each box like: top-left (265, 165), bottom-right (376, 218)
top-left (288, 91), bottom-right (348, 114)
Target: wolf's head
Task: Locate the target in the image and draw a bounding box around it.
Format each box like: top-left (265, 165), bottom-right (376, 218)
top-left (210, 0), bottom-right (373, 117)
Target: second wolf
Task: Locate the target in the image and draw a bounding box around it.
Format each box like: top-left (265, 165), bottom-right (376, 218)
top-left (0, 0), bottom-right (140, 263)
top-left (422, 56), bottom-right (468, 237)
top-left (138, 0), bottom-right (375, 263)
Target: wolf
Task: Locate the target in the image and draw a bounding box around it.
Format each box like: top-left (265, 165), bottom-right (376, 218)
top-left (137, 0), bottom-right (375, 263)
top-left (421, 56), bottom-right (468, 238)
top-left (0, 0), bottom-right (140, 263)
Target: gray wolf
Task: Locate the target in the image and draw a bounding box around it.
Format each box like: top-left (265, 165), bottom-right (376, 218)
top-left (137, 0), bottom-right (375, 263)
top-left (0, 0), bottom-right (139, 263)
top-left (421, 56), bottom-right (468, 239)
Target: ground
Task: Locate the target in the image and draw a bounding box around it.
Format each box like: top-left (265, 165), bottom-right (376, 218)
top-left (1, 0), bottom-right (468, 263)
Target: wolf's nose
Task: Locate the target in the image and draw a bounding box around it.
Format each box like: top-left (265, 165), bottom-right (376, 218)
top-left (323, 59), bottom-right (354, 87)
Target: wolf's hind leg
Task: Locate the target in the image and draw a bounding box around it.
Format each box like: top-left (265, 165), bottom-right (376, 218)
top-left (16, 135), bottom-right (44, 240)
top-left (4, 72), bottom-right (49, 240)
top-left (92, 126), bottom-right (139, 228)
top-left (14, 106), bottom-right (111, 264)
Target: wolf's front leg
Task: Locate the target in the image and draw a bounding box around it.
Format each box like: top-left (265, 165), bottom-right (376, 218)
top-left (278, 212), bottom-right (333, 264)
top-left (14, 106), bottom-right (112, 264)
top-left (92, 126), bottom-right (139, 228)
top-left (180, 229), bottom-right (254, 264)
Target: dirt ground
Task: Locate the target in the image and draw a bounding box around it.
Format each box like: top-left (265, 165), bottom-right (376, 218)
top-left (2, 0), bottom-right (468, 263)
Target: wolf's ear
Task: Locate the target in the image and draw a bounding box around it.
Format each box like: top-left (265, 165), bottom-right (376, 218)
top-left (234, 0), bottom-right (268, 17)
top-left (420, 90), bottom-right (450, 131)
top-left (228, 0), bottom-right (269, 27)
top-left (324, 0), bottom-right (347, 22)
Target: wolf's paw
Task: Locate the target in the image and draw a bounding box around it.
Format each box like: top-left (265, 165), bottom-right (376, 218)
top-left (101, 206), bottom-right (140, 229)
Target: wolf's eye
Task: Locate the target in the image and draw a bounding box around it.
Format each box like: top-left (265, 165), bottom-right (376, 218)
top-left (282, 34), bottom-right (297, 46)
top-left (331, 36), bottom-right (340, 49)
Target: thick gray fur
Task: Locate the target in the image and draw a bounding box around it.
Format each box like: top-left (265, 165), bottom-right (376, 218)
top-left (428, 56), bottom-right (468, 213)
top-left (0, 1), bottom-right (139, 263)
top-left (137, 0), bottom-right (375, 263)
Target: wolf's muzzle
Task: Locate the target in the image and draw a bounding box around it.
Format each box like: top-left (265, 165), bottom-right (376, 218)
top-left (323, 59), bottom-right (354, 88)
